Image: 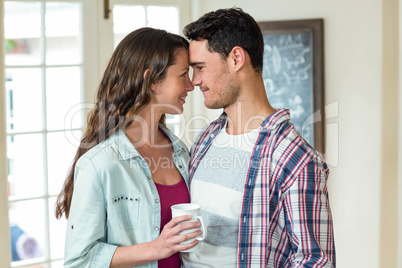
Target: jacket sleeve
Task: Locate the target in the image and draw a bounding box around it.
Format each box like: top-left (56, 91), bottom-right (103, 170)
top-left (64, 157), bottom-right (117, 268)
top-left (283, 158), bottom-right (336, 267)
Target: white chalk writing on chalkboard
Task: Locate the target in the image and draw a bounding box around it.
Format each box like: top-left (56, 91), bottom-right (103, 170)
top-left (262, 31), bottom-right (314, 146)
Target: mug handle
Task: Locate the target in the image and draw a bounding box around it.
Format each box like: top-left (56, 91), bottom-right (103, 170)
top-left (195, 216), bottom-right (207, 241)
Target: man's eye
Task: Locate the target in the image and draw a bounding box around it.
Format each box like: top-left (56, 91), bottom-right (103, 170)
top-left (181, 72), bottom-right (188, 77)
top-left (197, 66), bottom-right (204, 71)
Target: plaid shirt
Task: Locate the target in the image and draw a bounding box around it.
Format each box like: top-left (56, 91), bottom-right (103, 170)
top-left (189, 109), bottom-right (335, 267)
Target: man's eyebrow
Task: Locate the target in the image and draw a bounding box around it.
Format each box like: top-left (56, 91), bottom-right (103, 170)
top-left (190, 62), bottom-right (204, 67)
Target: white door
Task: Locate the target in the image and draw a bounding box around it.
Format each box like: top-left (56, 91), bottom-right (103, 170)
top-left (98, 0), bottom-right (192, 136)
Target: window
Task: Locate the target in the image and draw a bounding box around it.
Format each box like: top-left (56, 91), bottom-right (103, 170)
top-left (4, 1), bottom-right (84, 267)
top-left (109, 2), bottom-right (183, 135)
top-left (2, 0), bottom-right (191, 266)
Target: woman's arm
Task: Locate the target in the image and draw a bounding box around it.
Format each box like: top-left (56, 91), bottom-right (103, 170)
top-left (64, 158), bottom-right (116, 267)
top-left (65, 157), bottom-right (202, 268)
top-left (110, 215), bottom-right (201, 268)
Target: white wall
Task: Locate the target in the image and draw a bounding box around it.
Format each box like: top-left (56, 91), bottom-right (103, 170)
top-left (0, 1), bottom-right (11, 265)
top-left (380, 0), bottom-right (399, 266)
top-left (194, 0), bottom-right (398, 267)
top-left (398, 0), bottom-right (402, 267)
top-left (399, 0), bottom-right (402, 265)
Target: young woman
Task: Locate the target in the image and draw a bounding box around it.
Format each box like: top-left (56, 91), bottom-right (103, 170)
top-left (55, 28), bottom-right (198, 268)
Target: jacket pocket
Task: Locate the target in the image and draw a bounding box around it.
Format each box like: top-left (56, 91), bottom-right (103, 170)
top-left (112, 194), bottom-right (140, 230)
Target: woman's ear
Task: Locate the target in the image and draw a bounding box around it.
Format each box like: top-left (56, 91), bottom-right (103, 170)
top-left (144, 69), bottom-right (156, 92)
top-left (143, 69), bottom-right (150, 81)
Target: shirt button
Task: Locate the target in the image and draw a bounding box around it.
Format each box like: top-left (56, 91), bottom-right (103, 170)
top-left (154, 227), bottom-right (159, 231)
top-left (155, 199), bottom-right (159, 203)
top-left (147, 176), bottom-right (151, 180)
top-left (179, 165), bottom-right (183, 169)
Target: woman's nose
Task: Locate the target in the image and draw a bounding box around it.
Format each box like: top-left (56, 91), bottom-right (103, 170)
top-left (186, 76), bottom-right (194, 91)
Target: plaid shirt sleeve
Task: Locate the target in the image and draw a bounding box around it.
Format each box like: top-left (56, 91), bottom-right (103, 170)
top-left (283, 157), bottom-right (335, 267)
top-left (238, 110), bottom-right (335, 268)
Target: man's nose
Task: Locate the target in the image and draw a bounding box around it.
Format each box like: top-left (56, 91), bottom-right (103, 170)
top-left (191, 72), bottom-right (201, 87)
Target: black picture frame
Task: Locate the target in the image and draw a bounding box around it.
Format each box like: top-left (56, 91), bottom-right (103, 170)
top-left (258, 19), bottom-right (325, 153)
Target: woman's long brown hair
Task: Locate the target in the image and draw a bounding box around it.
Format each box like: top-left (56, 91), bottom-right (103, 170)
top-left (55, 28), bottom-right (189, 219)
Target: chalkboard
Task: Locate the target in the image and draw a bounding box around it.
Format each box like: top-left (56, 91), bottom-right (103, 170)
top-left (258, 19), bottom-right (325, 153)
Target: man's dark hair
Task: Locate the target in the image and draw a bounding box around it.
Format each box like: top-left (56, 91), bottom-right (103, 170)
top-left (184, 7), bottom-right (264, 73)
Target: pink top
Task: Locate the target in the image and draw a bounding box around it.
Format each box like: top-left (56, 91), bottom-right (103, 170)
top-left (155, 178), bottom-right (190, 268)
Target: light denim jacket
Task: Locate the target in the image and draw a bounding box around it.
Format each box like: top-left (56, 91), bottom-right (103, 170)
top-left (64, 126), bottom-right (190, 268)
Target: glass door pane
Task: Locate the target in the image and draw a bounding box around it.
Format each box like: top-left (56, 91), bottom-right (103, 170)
top-left (47, 130), bottom-right (81, 196)
top-left (110, 3), bottom-right (181, 135)
top-left (4, 2), bottom-right (41, 66)
top-left (46, 67), bottom-right (82, 131)
top-left (4, 1), bottom-right (84, 267)
top-left (112, 5), bottom-right (179, 46)
top-left (45, 2), bottom-right (81, 65)
top-left (147, 6), bottom-right (179, 34)
top-left (113, 5), bottom-right (145, 47)
top-left (7, 134), bottom-right (44, 199)
top-left (5, 68), bottom-right (43, 133)
top-left (48, 197), bottom-right (67, 260)
top-left (9, 199), bottom-right (45, 262)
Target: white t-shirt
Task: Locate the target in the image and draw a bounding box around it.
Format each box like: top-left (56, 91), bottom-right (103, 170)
top-left (182, 124), bottom-right (260, 267)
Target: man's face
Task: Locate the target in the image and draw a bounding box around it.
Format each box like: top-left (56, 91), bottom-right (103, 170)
top-left (189, 40), bottom-right (240, 109)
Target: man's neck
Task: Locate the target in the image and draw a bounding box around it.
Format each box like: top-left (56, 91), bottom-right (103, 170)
top-left (224, 80), bottom-right (275, 135)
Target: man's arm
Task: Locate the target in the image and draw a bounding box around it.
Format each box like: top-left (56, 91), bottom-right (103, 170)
top-left (283, 158), bottom-right (336, 267)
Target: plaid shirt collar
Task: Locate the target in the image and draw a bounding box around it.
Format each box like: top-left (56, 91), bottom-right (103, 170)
top-left (189, 109), bottom-right (291, 181)
top-left (211, 108), bottom-right (290, 132)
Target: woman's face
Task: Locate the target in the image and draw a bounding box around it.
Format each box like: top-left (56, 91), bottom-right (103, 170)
top-left (151, 48), bottom-right (194, 114)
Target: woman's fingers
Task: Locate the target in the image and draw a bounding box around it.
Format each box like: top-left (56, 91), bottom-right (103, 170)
top-left (177, 229), bottom-right (203, 242)
top-left (164, 215), bottom-right (192, 228)
top-left (157, 216), bottom-right (204, 255)
top-left (164, 216), bottom-right (202, 236)
top-left (167, 227), bottom-right (203, 246)
top-left (176, 238), bottom-right (200, 252)
top-left (173, 221), bottom-right (201, 233)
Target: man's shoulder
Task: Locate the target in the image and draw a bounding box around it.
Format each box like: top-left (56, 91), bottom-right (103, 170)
top-left (267, 120), bottom-right (327, 169)
top-left (263, 124), bottom-right (329, 192)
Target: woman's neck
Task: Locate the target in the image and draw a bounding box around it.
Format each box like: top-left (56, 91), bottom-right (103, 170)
top-left (124, 105), bottom-right (165, 148)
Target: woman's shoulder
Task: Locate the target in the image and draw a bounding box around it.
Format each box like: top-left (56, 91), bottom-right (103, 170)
top-left (76, 132), bottom-right (125, 168)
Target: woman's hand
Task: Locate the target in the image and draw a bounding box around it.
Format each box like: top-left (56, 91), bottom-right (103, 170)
top-left (151, 215), bottom-right (203, 260)
top-left (110, 215), bottom-right (203, 268)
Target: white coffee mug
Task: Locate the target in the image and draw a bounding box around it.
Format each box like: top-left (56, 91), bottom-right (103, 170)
top-left (171, 203), bottom-right (207, 252)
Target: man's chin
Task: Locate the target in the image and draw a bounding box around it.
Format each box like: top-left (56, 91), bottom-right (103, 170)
top-left (204, 102), bottom-right (222, 110)
top-left (205, 98), bottom-right (234, 110)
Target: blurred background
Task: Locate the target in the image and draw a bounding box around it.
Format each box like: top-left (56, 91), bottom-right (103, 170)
top-left (0, 0), bottom-right (400, 267)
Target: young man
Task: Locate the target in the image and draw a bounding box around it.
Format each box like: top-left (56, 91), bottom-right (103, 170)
top-left (182, 7), bottom-right (335, 268)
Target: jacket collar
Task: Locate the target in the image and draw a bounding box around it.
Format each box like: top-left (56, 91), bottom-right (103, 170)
top-left (111, 124), bottom-right (185, 160)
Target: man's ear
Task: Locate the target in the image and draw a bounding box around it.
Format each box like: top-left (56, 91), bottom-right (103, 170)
top-left (229, 46), bottom-right (246, 71)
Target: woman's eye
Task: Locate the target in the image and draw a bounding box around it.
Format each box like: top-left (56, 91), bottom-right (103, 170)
top-left (197, 66), bottom-right (203, 71)
top-left (181, 72), bottom-right (188, 77)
